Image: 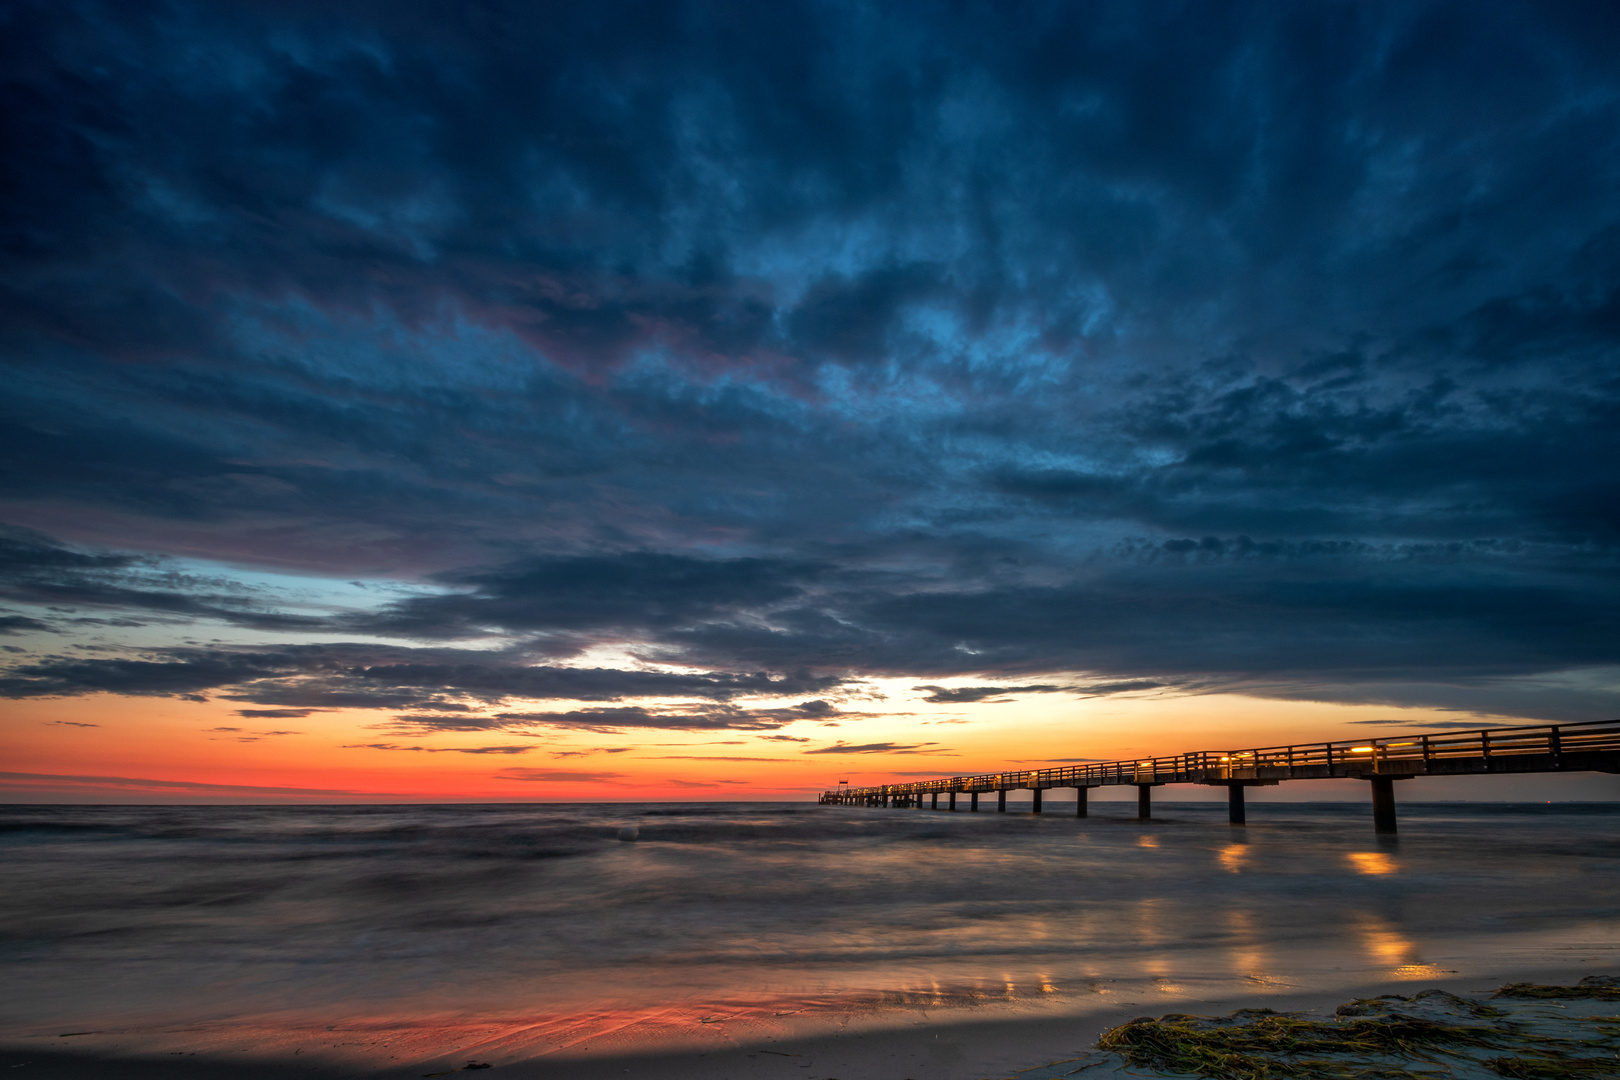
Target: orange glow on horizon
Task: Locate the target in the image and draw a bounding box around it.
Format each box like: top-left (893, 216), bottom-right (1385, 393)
top-left (0, 683), bottom-right (1594, 803)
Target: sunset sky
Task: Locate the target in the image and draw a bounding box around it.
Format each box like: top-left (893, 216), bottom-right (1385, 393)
top-left (4, 1), bottom-right (1619, 803)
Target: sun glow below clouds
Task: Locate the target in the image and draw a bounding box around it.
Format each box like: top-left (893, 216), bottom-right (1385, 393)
top-left (4, 680), bottom-right (1611, 803)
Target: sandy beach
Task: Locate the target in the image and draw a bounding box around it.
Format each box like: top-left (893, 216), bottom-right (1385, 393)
top-left (6, 960), bottom-right (1617, 1079)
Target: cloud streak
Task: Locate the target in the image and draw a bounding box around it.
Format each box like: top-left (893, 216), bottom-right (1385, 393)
top-left (493, 769), bottom-right (626, 784)
top-left (803, 742), bottom-right (946, 755)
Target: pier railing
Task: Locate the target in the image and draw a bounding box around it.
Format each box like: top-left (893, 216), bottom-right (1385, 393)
top-left (821, 718), bottom-right (1620, 803)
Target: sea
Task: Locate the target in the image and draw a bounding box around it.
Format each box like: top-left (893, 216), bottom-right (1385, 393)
top-left (3, 800), bottom-right (1619, 1061)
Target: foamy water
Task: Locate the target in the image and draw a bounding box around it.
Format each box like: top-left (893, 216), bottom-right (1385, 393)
top-left (3, 801), bottom-right (1618, 1050)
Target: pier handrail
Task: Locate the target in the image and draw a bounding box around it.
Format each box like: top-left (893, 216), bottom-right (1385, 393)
top-left (823, 717), bottom-right (1620, 800)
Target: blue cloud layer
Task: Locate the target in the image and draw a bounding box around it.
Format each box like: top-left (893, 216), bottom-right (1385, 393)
top-left (3, 0), bottom-right (1619, 722)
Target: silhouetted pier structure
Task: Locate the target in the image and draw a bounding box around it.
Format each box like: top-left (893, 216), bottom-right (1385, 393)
top-left (818, 719), bottom-right (1620, 833)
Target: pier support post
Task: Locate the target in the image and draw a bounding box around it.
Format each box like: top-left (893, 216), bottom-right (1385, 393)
top-left (1076, 786), bottom-right (1088, 817)
top-left (1369, 776), bottom-right (1397, 834)
top-left (1228, 784), bottom-right (1246, 825)
top-left (1137, 784), bottom-right (1152, 820)
top-left (1031, 789), bottom-right (1042, 814)
top-left (931, 792), bottom-right (937, 810)
top-left (970, 792), bottom-right (979, 812)
top-left (948, 791), bottom-right (957, 811)
top-left (997, 789), bottom-right (1007, 812)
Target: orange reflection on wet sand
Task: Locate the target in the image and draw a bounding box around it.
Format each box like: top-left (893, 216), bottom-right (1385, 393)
top-left (1350, 916), bottom-right (1438, 979)
top-left (0, 986), bottom-right (1083, 1073)
top-left (1217, 843), bottom-right (1249, 873)
top-left (1345, 851), bottom-right (1397, 875)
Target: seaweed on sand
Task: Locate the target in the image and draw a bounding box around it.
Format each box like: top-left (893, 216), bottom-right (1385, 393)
top-left (1097, 1007), bottom-right (1505, 1079)
top-left (1492, 977), bottom-right (1620, 1002)
top-left (1485, 1057), bottom-right (1620, 1079)
top-left (1094, 984), bottom-right (1620, 1080)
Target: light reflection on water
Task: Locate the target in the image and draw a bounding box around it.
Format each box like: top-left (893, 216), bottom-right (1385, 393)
top-left (1346, 850), bottom-right (1399, 875)
top-left (1217, 842), bottom-right (1249, 872)
top-left (1, 801), bottom-right (1617, 1035)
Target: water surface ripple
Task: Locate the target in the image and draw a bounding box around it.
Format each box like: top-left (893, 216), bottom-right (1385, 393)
top-left (3, 801), bottom-right (1617, 1032)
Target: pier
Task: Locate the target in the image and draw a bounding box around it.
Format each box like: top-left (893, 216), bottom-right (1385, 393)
top-left (818, 719), bottom-right (1620, 833)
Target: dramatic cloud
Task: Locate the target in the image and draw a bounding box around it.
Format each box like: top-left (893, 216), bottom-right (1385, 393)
top-left (913, 684), bottom-right (1070, 703)
top-left (0, 614), bottom-right (50, 634)
top-left (343, 743), bottom-right (535, 754)
top-left (494, 769), bottom-right (626, 784)
top-left (489, 705), bottom-right (817, 733)
top-left (0, 527), bottom-right (325, 632)
top-left (353, 553), bottom-right (822, 640)
top-left (1, 0), bottom-right (1618, 728)
top-left (803, 742), bottom-right (945, 755)
top-left (1344, 720), bottom-right (1516, 730)
top-left (0, 771), bottom-right (384, 797)
top-left (235, 709), bottom-right (322, 719)
top-left (648, 756), bottom-right (782, 762)
top-left (208, 725), bottom-right (301, 742)
top-left (0, 644), bottom-right (846, 708)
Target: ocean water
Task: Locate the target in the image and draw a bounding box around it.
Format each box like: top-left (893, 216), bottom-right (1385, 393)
top-left (3, 801), bottom-right (1619, 1050)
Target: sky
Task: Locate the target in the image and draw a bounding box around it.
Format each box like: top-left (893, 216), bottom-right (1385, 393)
top-left (3, 0), bottom-right (1620, 803)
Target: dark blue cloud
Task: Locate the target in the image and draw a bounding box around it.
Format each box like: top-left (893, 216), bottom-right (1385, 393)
top-left (1, 0), bottom-right (1619, 721)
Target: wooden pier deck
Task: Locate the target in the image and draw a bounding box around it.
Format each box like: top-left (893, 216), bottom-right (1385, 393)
top-left (818, 718), bottom-right (1620, 832)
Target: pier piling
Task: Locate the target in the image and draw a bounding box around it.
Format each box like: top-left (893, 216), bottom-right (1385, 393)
top-left (1228, 784), bottom-right (1245, 825)
top-left (1370, 776), bottom-right (1398, 834)
top-left (970, 792), bottom-right (979, 811)
top-left (1031, 788), bottom-right (1042, 814)
top-left (1137, 784), bottom-right (1152, 820)
top-left (997, 789), bottom-right (1006, 812)
top-left (1076, 786), bottom-right (1088, 817)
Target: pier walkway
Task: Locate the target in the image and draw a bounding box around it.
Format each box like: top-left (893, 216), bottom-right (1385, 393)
top-left (818, 718), bottom-right (1620, 833)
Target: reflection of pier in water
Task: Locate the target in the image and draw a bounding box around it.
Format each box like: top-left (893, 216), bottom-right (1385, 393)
top-left (819, 718), bottom-right (1620, 833)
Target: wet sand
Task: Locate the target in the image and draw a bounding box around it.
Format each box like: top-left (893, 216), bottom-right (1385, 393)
top-left (5, 961), bottom-right (1613, 1079)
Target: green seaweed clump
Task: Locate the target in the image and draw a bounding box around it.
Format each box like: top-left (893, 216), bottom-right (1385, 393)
top-left (1493, 977), bottom-right (1620, 1001)
top-left (1093, 984), bottom-right (1620, 1080)
top-left (1337, 991), bottom-right (1505, 1020)
top-left (1486, 1055), bottom-right (1620, 1078)
top-left (1097, 1006), bottom-right (1505, 1079)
